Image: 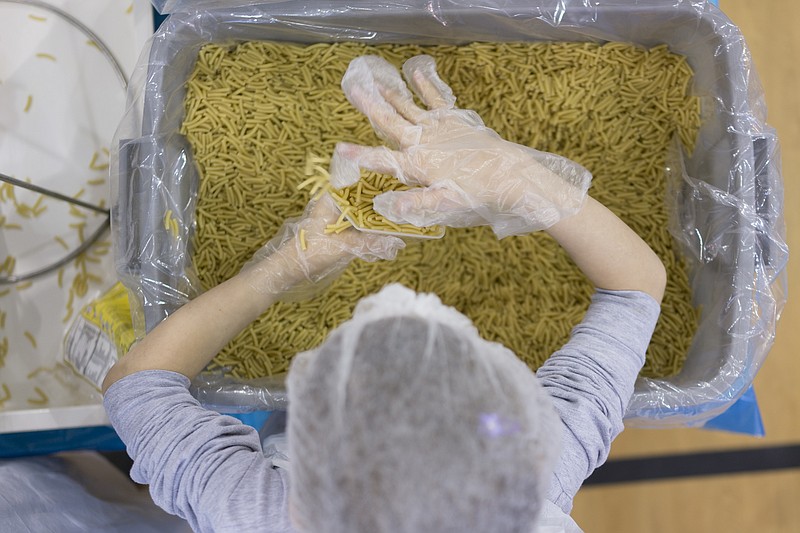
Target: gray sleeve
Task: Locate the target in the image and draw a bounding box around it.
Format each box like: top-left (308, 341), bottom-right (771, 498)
top-left (536, 289), bottom-right (661, 513)
top-left (103, 370), bottom-right (295, 533)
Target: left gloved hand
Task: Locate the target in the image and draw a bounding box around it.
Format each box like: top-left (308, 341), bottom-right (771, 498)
top-left (240, 193), bottom-right (405, 301)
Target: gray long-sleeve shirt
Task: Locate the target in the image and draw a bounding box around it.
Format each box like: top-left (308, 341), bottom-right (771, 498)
top-left (104, 289), bottom-right (660, 532)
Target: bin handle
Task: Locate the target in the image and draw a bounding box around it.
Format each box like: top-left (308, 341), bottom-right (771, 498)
top-left (751, 133), bottom-right (787, 273)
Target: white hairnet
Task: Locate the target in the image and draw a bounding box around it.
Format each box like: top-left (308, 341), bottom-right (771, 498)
top-left (287, 284), bottom-right (562, 533)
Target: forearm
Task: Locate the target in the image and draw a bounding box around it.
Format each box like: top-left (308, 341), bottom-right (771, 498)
top-left (101, 260), bottom-right (286, 393)
top-left (100, 192), bottom-right (402, 394)
top-left (546, 196), bottom-right (666, 303)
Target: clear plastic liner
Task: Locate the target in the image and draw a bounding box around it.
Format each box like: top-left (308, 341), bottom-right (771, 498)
top-left (189, 372), bottom-right (289, 413)
top-left (112, 0), bottom-right (788, 426)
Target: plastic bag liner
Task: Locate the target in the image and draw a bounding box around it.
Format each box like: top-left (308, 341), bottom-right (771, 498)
top-left (112, 0), bottom-right (787, 428)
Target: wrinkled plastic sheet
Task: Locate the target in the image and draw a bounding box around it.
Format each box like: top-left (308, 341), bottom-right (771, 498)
top-left (0, 0), bottom-right (152, 436)
top-left (112, 0), bottom-right (787, 427)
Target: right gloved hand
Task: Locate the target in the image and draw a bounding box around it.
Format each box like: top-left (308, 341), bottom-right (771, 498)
top-left (329, 55), bottom-right (593, 239)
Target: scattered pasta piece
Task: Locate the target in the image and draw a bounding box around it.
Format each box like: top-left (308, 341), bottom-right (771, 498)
top-left (36, 52), bottom-right (56, 61)
top-left (26, 387), bottom-right (49, 406)
top-left (299, 229), bottom-right (308, 251)
top-left (163, 210), bottom-right (180, 238)
top-left (63, 287), bottom-right (75, 323)
top-left (89, 151), bottom-right (109, 171)
top-left (23, 331), bottom-right (37, 348)
top-left (0, 256), bottom-right (15, 275)
top-left (69, 204), bottom-right (88, 219)
top-left (31, 194), bottom-right (46, 216)
top-left (72, 272), bottom-right (88, 298)
top-left (0, 182), bottom-right (15, 203)
top-left (0, 338), bottom-right (7, 368)
top-left (27, 365), bottom-right (57, 379)
top-left (0, 383), bottom-right (10, 407)
top-left (69, 222), bottom-right (86, 242)
top-left (24, 94), bottom-right (32, 113)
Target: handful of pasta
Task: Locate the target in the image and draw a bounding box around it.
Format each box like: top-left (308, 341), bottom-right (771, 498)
top-left (299, 154), bottom-right (445, 240)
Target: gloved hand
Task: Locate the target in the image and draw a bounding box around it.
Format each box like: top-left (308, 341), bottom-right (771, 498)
top-left (241, 194), bottom-right (404, 301)
top-left (329, 55), bottom-right (593, 239)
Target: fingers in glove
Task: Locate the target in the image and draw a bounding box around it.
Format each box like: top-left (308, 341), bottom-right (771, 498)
top-left (373, 183), bottom-right (482, 228)
top-left (377, 82), bottom-right (426, 124)
top-left (402, 55), bottom-right (456, 110)
top-left (356, 230), bottom-right (406, 262)
top-left (330, 142), bottom-right (421, 188)
top-left (357, 56), bottom-right (427, 123)
top-left (342, 56), bottom-right (422, 147)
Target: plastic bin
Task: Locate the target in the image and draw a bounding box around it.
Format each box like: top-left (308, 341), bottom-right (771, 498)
top-left (114, 0), bottom-right (787, 428)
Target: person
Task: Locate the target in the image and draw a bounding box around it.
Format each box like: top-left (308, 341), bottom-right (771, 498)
top-left (102, 55), bottom-right (666, 533)
top-left (0, 451), bottom-right (193, 532)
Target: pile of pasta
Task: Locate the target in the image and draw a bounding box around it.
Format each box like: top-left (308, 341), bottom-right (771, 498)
top-left (181, 41), bottom-right (701, 379)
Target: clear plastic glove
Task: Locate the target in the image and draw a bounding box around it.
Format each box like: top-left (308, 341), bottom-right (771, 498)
top-left (241, 194), bottom-right (405, 301)
top-left (330, 55), bottom-right (593, 239)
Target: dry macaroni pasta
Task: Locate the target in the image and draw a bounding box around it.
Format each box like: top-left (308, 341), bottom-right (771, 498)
top-left (181, 41), bottom-right (701, 379)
